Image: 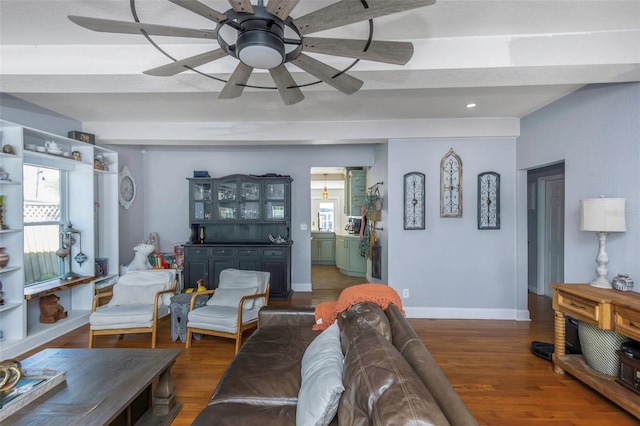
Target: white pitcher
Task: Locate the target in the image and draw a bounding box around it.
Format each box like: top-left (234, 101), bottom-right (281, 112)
top-left (45, 140), bottom-right (60, 152)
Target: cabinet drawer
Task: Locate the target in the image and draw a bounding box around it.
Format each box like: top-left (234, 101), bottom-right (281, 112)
top-left (614, 306), bottom-right (640, 341)
top-left (556, 290), bottom-right (600, 324)
top-left (212, 248), bottom-right (233, 257)
top-left (238, 248), bottom-right (258, 257)
top-left (262, 248), bottom-right (285, 257)
top-left (185, 247), bottom-right (210, 257)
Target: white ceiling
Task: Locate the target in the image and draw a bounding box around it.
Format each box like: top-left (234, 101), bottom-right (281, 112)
top-left (1, 0), bottom-right (639, 146)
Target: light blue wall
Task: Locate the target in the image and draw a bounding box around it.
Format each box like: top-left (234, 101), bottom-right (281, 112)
top-left (386, 137), bottom-right (519, 318)
top-left (518, 82), bottom-right (640, 291)
top-left (114, 145), bottom-right (146, 266)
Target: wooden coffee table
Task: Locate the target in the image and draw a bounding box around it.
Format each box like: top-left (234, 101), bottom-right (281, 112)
top-left (4, 348), bottom-right (182, 425)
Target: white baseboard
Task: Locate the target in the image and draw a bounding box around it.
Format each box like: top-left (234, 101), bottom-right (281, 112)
top-left (292, 282), bottom-right (312, 292)
top-left (405, 307), bottom-right (531, 321)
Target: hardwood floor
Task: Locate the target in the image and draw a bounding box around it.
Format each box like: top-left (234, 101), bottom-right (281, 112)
top-left (16, 289), bottom-right (638, 425)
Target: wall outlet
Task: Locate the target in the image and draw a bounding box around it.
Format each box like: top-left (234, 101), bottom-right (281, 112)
top-left (402, 289), bottom-right (409, 298)
top-left (300, 223), bottom-right (308, 231)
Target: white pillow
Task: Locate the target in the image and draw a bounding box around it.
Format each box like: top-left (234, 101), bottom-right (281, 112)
top-left (297, 321), bottom-right (345, 426)
top-left (206, 286), bottom-right (258, 310)
top-left (109, 283), bottom-right (165, 306)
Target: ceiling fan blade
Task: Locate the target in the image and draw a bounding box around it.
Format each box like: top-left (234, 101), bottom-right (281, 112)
top-left (269, 65), bottom-right (305, 106)
top-left (219, 62), bottom-right (254, 99)
top-left (303, 37), bottom-right (413, 65)
top-left (227, 0), bottom-right (254, 13)
top-left (295, 0), bottom-right (435, 36)
top-left (168, 0), bottom-right (227, 23)
top-left (68, 15), bottom-right (217, 39)
top-left (266, 0), bottom-right (301, 20)
top-left (144, 49), bottom-right (228, 76)
top-left (290, 53), bottom-right (363, 95)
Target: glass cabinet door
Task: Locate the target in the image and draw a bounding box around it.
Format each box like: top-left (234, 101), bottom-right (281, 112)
top-left (266, 182), bottom-right (285, 200)
top-left (192, 181), bottom-right (213, 221)
top-left (240, 181), bottom-right (261, 220)
top-left (265, 181), bottom-right (287, 221)
top-left (215, 180), bottom-right (238, 220)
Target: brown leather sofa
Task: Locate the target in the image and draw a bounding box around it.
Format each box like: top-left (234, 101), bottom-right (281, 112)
top-left (192, 302), bottom-right (478, 426)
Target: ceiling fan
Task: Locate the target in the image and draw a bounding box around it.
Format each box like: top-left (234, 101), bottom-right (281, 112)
top-left (68, 0), bottom-right (435, 105)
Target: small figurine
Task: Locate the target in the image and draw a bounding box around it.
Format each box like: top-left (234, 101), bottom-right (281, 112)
top-left (2, 144), bottom-right (15, 154)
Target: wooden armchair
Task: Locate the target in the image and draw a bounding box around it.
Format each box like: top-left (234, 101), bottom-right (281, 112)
top-left (89, 269), bottom-right (177, 348)
top-left (186, 269), bottom-right (270, 354)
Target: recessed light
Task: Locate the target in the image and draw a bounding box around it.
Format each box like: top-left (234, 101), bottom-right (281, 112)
top-left (466, 103), bottom-right (477, 108)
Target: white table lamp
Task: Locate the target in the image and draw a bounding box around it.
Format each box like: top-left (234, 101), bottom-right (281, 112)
top-left (580, 197), bottom-right (626, 288)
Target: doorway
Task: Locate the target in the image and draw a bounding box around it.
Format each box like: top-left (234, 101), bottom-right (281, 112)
top-left (527, 163), bottom-right (565, 298)
top-left (310, 167), bottom-right (364, 296)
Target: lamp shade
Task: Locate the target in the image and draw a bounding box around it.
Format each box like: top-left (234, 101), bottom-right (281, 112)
top-left (580, 198), bottom-right (626, 232)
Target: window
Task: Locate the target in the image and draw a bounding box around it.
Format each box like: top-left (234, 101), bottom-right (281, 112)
top-left (23, 165), bottom-right (67, 285)
top-left (318, 202), bottom-right (335, 232)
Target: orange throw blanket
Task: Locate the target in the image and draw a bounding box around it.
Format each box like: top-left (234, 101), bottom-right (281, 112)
top-left (313, 284), bottom-right (405, 330)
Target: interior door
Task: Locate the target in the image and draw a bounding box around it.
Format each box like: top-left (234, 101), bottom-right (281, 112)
top-left (542, 177), bottom-right (565, 297)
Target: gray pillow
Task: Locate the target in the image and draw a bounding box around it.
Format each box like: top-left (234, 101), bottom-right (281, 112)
top-left (297, 321), bottom-right (345, 426)
top-left (206, 286), bottom-right (258, 309)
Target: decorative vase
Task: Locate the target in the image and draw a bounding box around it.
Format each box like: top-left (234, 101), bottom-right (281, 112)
top-left (0, 248), bottom-right (9, 268)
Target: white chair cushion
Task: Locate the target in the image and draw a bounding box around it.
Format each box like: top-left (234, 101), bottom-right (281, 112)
top-left (89, 305), bottom-right (170, 329)
top-left (116, 269), bottom-right (175, 305)
top-left (109, 283), bottom-right (165, 306)
top-left (218, 268), bottom-right (270, 308)
top-left (187, 305), bottom-right (259, 334)
top-left (219, 269), bottom-right (259, 289)
top-left (206, 286), bottom-right (258, 309)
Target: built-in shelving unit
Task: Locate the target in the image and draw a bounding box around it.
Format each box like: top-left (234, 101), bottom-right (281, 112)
top-left (0, 120), bottom-right (118, 359)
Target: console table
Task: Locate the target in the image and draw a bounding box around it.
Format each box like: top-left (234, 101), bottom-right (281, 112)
top-left (5, 348), bottom-right (182, 425)
top-left (551, 283), bottom-right (640, 418)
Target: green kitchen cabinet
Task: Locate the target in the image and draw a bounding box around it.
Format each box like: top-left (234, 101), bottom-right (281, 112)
top-left (311, 232), bottom-right (336, 265)
top-left (335, 235), bottom-right (366, 277)
top-left (344, 169), bottom-right (367, 216)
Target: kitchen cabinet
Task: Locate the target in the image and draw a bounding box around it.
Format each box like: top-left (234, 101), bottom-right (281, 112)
top-left (0, 120), bottom-right (119, 359)
top-left (335, 235), bottom-right (366, 277)
top-left (311, 232), bottom-right (336, 265)
top-left (344, 169), bottom-right (367, 216)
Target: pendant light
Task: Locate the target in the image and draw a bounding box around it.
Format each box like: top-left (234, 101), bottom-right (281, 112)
top-left (322, 174), bottom-right (329, 200)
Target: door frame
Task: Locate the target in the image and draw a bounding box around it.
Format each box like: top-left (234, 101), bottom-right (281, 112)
top-left (536, 173), bottom-right (565, 296)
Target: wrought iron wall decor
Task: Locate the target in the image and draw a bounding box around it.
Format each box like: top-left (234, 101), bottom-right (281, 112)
top-left (440, 148), bottom-right (463, 218)
top-left (403, 172), bottom-right (425, 230)
top-left (477, 171), bottom-right (500, 229)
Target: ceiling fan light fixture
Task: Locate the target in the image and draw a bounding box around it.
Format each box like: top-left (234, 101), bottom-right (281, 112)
top-left (235, 13), bottom-right (286, 69)
top-left (237, 33), bottom-right (285, 69)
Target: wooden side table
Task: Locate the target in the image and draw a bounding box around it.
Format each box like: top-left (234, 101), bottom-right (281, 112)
top-left (170, 293), bottom-right (208, 343)
top-left (551, 283), bottom-right (640, 418)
